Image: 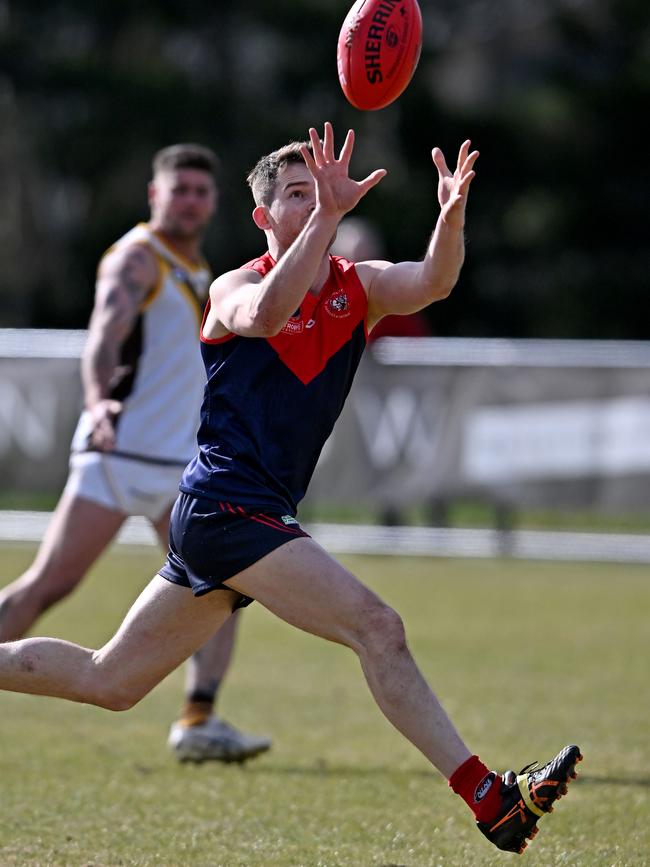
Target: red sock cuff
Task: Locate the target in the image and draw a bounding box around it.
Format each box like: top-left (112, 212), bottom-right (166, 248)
top-left (449, 755), bottom-right (503, 823)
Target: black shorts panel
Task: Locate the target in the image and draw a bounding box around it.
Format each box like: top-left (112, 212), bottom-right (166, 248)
top-left (159, 492), bottom-right (310, 608)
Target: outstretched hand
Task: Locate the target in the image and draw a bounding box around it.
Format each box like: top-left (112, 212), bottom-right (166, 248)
top-left (432, 140), bottom-right (479, 225)
top-left (300, 121), bottom-right (387, 219)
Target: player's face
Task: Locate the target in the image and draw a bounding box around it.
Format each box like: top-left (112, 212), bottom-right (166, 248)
top-left (149, 168), bottom-right (217, 239)
top-left (266, 163), bottom-right (317, 248)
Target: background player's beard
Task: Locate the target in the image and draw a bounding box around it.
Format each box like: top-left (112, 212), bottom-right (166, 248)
top-left (163, 217), bottom-right (208, 243)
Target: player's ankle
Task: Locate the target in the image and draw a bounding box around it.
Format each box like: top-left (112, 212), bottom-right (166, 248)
top-left (178, 697), bottom-right (214, 727)
top-left (448, 755), bottom-right (503, 823)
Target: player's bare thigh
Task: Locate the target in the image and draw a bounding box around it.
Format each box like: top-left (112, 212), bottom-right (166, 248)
top-left (223, 536), bottom-right (386, 648)
top-left (0, 491), bottom-right (126, 641)
top-left (90, 574), bottom-right (240, 708)
top-left (151, 503), bottom-right (173, 549)
top-left (20, 490), bottom-right (125, 586)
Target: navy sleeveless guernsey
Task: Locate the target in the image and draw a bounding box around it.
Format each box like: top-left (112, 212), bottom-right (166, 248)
top-left (180, 252), bottom-right (368, 515)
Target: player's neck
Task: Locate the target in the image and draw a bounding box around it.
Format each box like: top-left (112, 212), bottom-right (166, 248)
top-left (152, 227), bottom-right (202, 265)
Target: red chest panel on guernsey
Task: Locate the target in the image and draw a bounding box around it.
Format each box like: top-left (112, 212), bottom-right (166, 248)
top-left (265, 256), bottom-right (368, 385)
top-left (203, 253), bottom-right (368, 385)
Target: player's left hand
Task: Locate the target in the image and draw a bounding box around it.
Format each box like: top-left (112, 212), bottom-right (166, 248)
top-left (432, 140), bottom-right (479, 226)
top-left (300, 122), bottom-right (387, 220)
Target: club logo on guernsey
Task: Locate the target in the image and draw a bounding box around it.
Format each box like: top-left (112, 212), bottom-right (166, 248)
top-left (282, 515), bottom-right (299, 525)
top-left (326, 291), bottom-right (350, 318)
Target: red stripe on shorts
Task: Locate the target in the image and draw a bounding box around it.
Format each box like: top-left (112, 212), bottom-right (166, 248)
top-left (246, 513), bottom-right (305, 536)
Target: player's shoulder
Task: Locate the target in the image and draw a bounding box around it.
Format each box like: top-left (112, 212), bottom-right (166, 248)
top-left (99, 240), bottom-right (157, 277)
top-left (210, 252), bottom-right (271, 294)
top-left (241, 250), bottom-right (275, 276)
top-left (332, 256), bottom-right (392, 294)
top-left (96, 235), bottom-right (158, 303)
top-left (101, 223), bottom-right (152, 258)
top-left (208, 265), bottom-right (262, 300)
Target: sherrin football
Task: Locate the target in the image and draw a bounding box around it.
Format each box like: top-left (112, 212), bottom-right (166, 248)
top-left (337, 0), bottom-right (423, 111)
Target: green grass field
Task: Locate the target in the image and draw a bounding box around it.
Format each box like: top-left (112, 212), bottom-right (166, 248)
top-left (0, 543), bottom-right (648, 866)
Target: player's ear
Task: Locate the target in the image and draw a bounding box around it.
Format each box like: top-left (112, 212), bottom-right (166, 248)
top-left (253, 205), bottom-right (271, 231)
top-left (147, 180), bottom-right (157, 209)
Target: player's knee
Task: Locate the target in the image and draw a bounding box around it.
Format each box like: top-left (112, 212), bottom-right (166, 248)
top-left (0, 580), bottom-right (52, 630)
top-left (38, 579), bottom-right (79, 611)
top-left (92, 682), bottom-right (143, 712)
top-left (8, 568), bottom-right (81, 612)
top-left (87, 661), bottom-right (148, 711)
top-left (104, 694), bottom-right (139, 713)
top-left (360, 602), bottom-right (407, 654)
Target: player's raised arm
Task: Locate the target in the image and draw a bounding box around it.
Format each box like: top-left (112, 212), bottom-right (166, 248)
top-left (361, 140), bottom-right (478, 330)
top-left (202, 267), bottom-right (267, 339)
top-left (205, 122), bottom-right (386, 339)
top-left (82, 243), bottom-right (157, 449)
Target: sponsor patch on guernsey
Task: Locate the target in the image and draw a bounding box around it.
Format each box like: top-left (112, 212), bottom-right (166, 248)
top-left (281, 318), bottom-right (304, 334)
top-left (281, 515), bottom-right (299, 526)
top-left (474, 772), bottom-right (496, 803)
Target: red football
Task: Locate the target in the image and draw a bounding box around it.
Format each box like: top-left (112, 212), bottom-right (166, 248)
top-left (337, 0), bottom-right (423, 111)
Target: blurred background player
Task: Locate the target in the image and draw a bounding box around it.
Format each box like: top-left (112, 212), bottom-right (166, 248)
top-left (0, 143), bottom-right (270, 764)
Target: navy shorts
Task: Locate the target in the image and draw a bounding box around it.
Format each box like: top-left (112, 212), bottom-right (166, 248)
top-left (159, 492), bottom-right (310, 609)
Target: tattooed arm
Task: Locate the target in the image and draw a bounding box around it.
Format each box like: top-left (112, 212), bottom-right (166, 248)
top-left (81, 244), bottom-right (158, 450)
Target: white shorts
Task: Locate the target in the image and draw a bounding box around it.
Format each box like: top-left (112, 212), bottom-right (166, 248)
top-left (65, 451), bottom-right (185, 522)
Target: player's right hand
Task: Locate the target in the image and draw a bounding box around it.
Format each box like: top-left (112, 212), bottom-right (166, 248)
top-left (89, 399), bottom-right (122, 451)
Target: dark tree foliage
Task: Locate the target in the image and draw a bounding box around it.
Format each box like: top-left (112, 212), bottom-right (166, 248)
top-left (1, 0), bottom-right (648, 337)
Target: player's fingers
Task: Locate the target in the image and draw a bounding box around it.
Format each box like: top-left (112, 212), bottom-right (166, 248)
top-left (107, 400), bottom-right (123, 415)
top-left (432, 147), bottom-right (451, 177)
top-left (101, 415), bottom-right (116, 436)
top-left (338, 129), bottom-right (355, 166)
top-left (102, 432), bottom-right (116, 450)
top-left (449, 172), bottom-right (476, 203)
top-left (457, 152), bottom-right (479, 188)
top-left (309, 127), bottom-right (325, 168)
top-left (322, 121), bottom-right (335, 163)
top-left (300, 142), bottom-right (318, 174)
top-left (359, 168), bottom-right (387, 193)
top-left (457, 139), bottom-right (471, 169)
top-left (462, 149), bottom-right (480, 174)
top-left (458, 170), bottom-right (476, 194)
top-left (92, 421), bottom-right (113, 451)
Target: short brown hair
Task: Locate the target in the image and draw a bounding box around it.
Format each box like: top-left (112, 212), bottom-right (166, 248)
top-left (152, 143), bottom-right (219, 179)
top-left (246, 141), bottom-right (313, 206)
